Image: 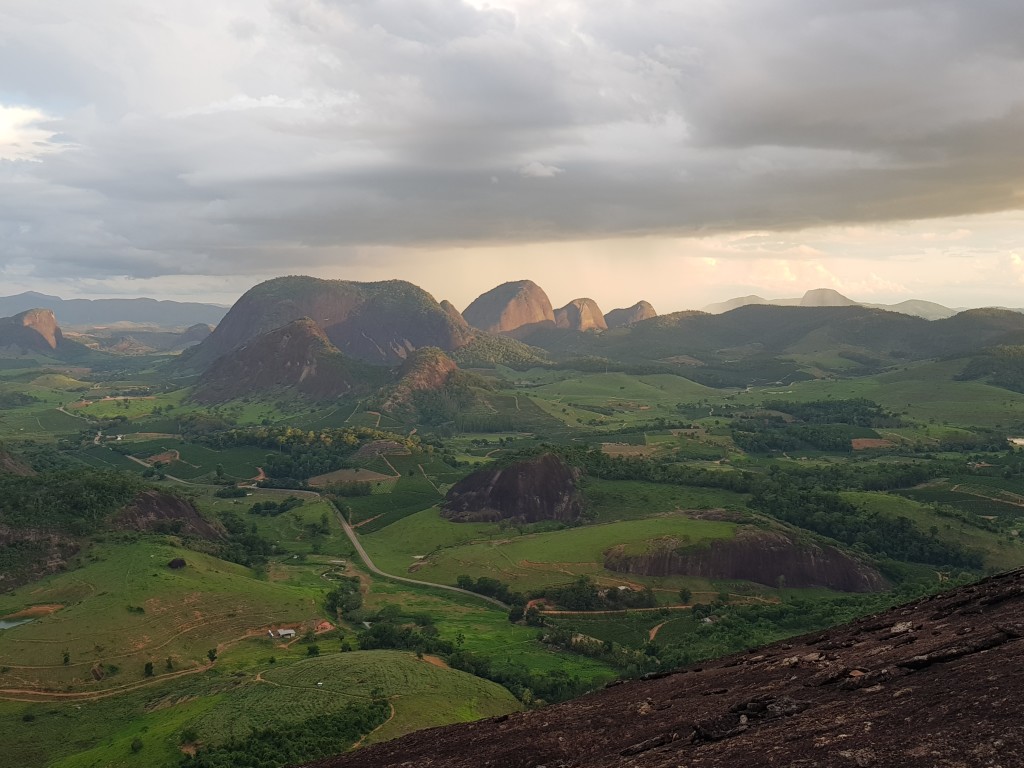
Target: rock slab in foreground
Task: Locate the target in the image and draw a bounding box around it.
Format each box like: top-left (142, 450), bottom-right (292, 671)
top-left (304, 568), bottom-right (1024, 768)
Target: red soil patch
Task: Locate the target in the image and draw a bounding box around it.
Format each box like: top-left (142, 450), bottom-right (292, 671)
top-left (146, 449), bottom-right (180, 464)
top-left (421, 654), bottom-right (449, 669)
top-left (851, 438), bottom-right (895, 450)
top-left (3, 604), bottom-right (63, 619)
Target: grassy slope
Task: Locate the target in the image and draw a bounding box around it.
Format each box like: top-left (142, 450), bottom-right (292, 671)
top-left (363, 510), bottom-right (737, 591)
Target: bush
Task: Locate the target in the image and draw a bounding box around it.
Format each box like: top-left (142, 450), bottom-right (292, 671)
top-left (168, 558), bottom-right (187, 570)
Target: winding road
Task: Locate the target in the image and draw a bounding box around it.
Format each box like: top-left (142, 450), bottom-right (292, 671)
top-left (329, 500), bottom-right (509, 610)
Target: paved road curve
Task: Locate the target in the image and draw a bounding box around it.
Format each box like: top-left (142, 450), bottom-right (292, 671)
top-left (329, 500), bottom-right (509, 610)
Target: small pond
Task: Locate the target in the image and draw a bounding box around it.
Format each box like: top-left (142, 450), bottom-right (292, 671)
top-left (0, 618), bottom-right (32, 630)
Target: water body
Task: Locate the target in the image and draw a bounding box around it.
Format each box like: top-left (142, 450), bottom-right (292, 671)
top-left (0, 618), bottom-right (31, 630)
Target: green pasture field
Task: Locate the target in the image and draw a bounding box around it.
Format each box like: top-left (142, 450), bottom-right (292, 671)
top-left (361, 581), bottom-right (618, 686)
top-left (584, 478), bottom-right (749, 523)
top-left (121, 439), bottom-right (267, 480)
top-left (842, 491), bottom-right (1024, 571)
top-left (734, 360), bottom-right (1024, 428)
top-left (363, 510), bottom-right (738, 592)
top-left (343, 453), bottom-right (447, 533)
top-left (191, 650), bottom-right (521, 746)
top-left (896, 484), bottom-right (1024, 523)
top-left (0, 541), bottom-right (324, 693)
top-left (74, 445), bottom-right (149, 472)
top-left (191, 486), bottom-right (355, 559)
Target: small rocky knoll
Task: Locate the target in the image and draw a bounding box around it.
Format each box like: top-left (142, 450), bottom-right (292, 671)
top-left (306, 567), bottom-right (1024, 768)
top-left (604, 529), bottom-right (887, 593)
top-left (462, 280), bottom-right (556, 338)
top-left (191, 318), bottom-right (366, 403)
top-left (442, 453), bottom-right (584, 523)
top-left (0, 447), bottom-right (34, 476)
top-left (115, 490), bottom-right (223, 540)
top-left (605, 300), bottom-right (657, 328)
top-left (555, 298), bottom-right (608, 332)
top-left (379, 347), bottom-right (458, 414)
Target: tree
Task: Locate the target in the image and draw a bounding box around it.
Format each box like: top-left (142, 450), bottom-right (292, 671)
top-left (165, 656), bottom-right (173, 671)
top-left (678, 588), bottom-right (692, 605)
top-left (144, 661), bottom-right (154, 677)
top-left (307, 644), bottom-right (320, 657)
top-left (207, 648), bottom-right (218, 662)
top-left (130, 737), bottom-right (143, 754)
top-left (62, 650), bottom-right (70, 666)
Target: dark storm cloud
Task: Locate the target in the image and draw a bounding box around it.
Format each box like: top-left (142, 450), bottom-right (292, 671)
top-left (1, 0), bottom-right (1023, 282)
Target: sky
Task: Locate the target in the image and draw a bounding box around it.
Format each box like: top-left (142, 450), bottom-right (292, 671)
top-left (1, 0), bottom-right (1023, 313)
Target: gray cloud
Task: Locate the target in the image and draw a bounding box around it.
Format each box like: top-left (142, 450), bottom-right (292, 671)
top-left (1, 0), bottom-right (1023, 285)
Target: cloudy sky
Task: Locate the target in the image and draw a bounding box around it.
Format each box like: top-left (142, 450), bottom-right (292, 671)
top-left (2, 0), bottom-right (1023, 312)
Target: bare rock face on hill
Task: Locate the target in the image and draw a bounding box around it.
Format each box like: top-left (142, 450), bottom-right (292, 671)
top-left (191, 318), bottom-right (367, 404)
top-left (380, 347), bottom-right (458, 414)
top-left (605, 529), bottom-right (886, 593)
top-left (442, 453), bottom-right (583, 523)
top-left (462, 280), bottom-right (556, 338)
top-left (0, 447), bottom-right (34, 476)
top-left (305, 567), bottom-right (1024, 768)
top-left (115, 490), bottom-right (223, 539)
top-left (555, 298), bottom-right (608, 332)
top-left (182, 276), bottom-right (473, 370)
top-left (439, 299), bottom-right (466, 326)
top-left (605, 300), bottom-right (657, 328)
top-left (0, 308), bottom-right (64, 353)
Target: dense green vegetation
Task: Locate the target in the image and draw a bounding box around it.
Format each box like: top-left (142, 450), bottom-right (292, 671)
top-left (5, 305), bottom-right (1024, 768)
top-left (183, 699), bottom-right (390, 768)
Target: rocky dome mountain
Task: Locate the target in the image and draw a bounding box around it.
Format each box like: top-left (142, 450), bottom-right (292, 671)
top-left (181, 276), bottom-right (473, 371)
top-left (305, 568), bottom-right (1024, 768)
top-left (442, 453), bottom-right (584, 523)
top-left (462, 280), bottom-right (556, 338)
top-left (605, 300), bottom-right (657, 328)
top-left (0, 309), bottom-right (65, 353)
top-left (554, 298), bottom-right (608, 332)
top-left (191, 318), bottom-right (377, 404)
top-left (605, 528), bottom-right (886, 593)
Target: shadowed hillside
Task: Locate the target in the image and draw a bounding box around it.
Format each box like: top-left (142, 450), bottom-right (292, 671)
top-left (305, 568), bottom-right (1024, 768)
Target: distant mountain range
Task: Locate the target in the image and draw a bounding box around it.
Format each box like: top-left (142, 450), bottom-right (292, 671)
top-left (0, 291), bottom-right (227, 328)
top-left (702, 288), bottom-right (974, 320)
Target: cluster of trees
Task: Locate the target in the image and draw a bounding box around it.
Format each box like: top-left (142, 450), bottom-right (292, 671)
top-left (541, 576), bottom-right (657, 611)
top-left (0, 391), bottom-right (39, 409)
top-left (957, 345), bottom-right (1024, 393)
top-left (731, 422), bottom-right (857, 453)
top-left (455, 575), bottom-right (524, 605)
top-left (750, 477), bottom-right (983, 568)
top-left (762, 398), bottom-right (901, 427)
top-left (180, 698), bottom-right (390, 768)
top-left (0, 469), bottom-right (143, 535)
top-left (248, 496), bottom-right (304, 516)
top-left (217, 512), bottom-right (276, 567)
top-left (200, 426), bottom-right (417, 481)
top-left (324, 576), bottom-right (363, 620)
